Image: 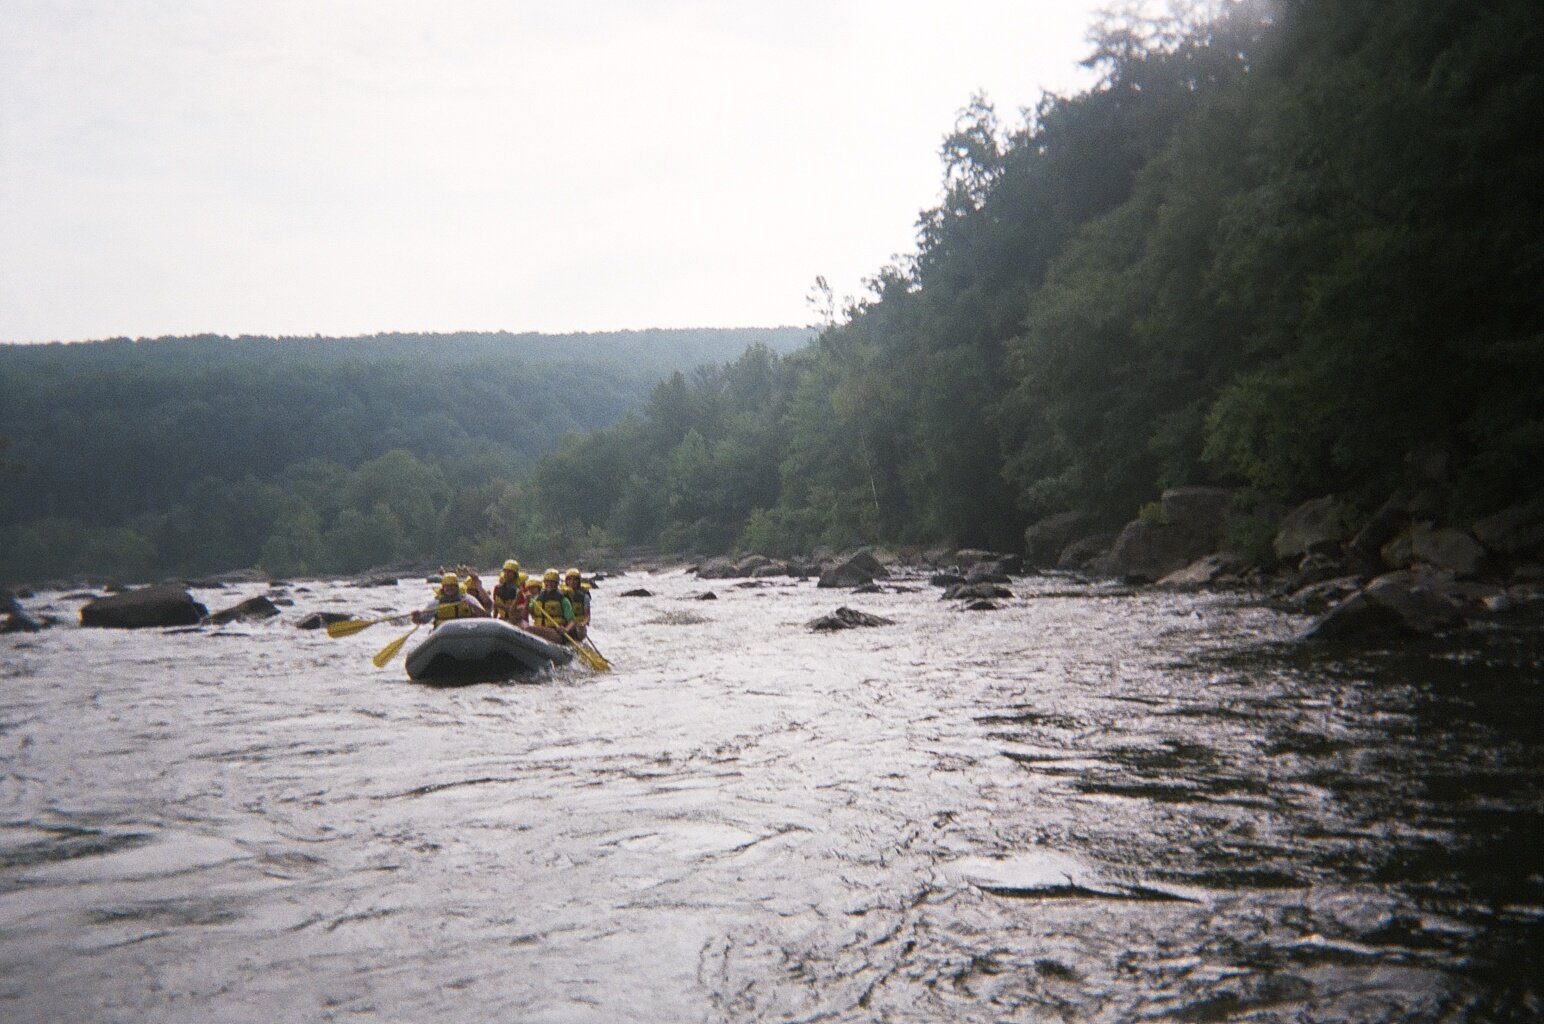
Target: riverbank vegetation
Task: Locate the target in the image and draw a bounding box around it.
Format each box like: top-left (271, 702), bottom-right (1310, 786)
top-left (520, 0), bottom-right (1543, 561)
top-left (0, 329), bottom-right (807, 580)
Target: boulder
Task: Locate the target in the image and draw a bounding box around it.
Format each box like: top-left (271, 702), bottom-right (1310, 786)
top-left (1089, 520), bottom-right (1206, 582)
top-left (1, 610), bottom-right (43, 633)
top-left (1380, 529), bottom-right (1416, 571)
top-left (964, 599), bottom-right (999, 611)
top-left (208, 595), bottom-right (282, 625)
top-left (1057, 534), bottom-right (1117, 572)
top-left (965, 566), bottom-right (1012, 585)
top-left (735, 554), bottom-right (774, 576)
top-left (1472, 504), bottom-right (1544, 558)
top-left (694, 591), bottom-right (718, 601)
top-left (1288, 552), bottom-right (1360, 589)
top-left (1409, 524), bottom-right (1487, 578)
top-left (943, 583), bottom-right (1014, 601)
top-left (954, 548), bottom-right (1000, 566)
top-left (1024, 512), bottom-right (1086, 567)
top-left (1157, 553), bottom-right (1245, 590)
top-left (297, 611), bottom-right (353, 630)
top-left (1302, 576), bottom-right (1465, 641)
top-left (818, 550), bottom-right (888, 589)
top-left (80, 585), bottom-right (208, 629)
top-left (693, 556), bottom-right (741, 580)
top-left (930, 572), bottom-right (966, 588)
top-left (807, 606), bottom-right (895, 631)
top-left (1349, 500), bottom-right (1409, 558)
top-left (1, 589), bottom-right (21, 617)
top-left (1287, 575), bottom-right (1368, 613)
top-left (751, 563), bottom-right (790, 578)
top-left (1275, 496), bottom-right (1352, 562)
top-left (620, 588), bottom-right (654, 598)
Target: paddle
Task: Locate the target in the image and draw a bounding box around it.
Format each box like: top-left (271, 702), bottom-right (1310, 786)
top-left (533, 602), bottom-right (609, 672)
top-left (581, 637), bottom-right (611, 669)
top-left (326, 612), bottom-right (412, 639)
top-left (372, 622), bottom-right (422, 668)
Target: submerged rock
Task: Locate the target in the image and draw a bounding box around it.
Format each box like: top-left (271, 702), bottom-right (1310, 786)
top-left (943, 583), bottom-right (1013, 601)
top-left (208, 595), bottom-right (282, 625)
top-left (80, 585), bottom-right (208, 629)
top-left (807, 606), bottom-right (895, 631)
top-left (296, 611), bottom-right (353, 630)
top-left (620, 588), bottom-right (654, 598)
top-left (1, 609), bottom-right (43, 633)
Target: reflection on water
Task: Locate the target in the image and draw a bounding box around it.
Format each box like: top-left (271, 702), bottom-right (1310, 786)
top-left (0, 571), bottom-right (1538, 1021)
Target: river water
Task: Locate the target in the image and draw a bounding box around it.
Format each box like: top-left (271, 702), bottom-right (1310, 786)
top-left (1, 569), bottom-right (1539, 1022)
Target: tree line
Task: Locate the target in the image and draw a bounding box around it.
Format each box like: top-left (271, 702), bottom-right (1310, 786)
top-left (517, 0), bottom-right (1543, 561)
top-left (0, 329), bottom-right (808, 581)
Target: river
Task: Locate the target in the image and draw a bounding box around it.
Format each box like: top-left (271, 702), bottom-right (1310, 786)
top-left (1, 569), bottom-right (1539, 1022)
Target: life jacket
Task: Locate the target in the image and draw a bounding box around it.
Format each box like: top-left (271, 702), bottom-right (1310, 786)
top-left (434, 596), bottom-right (481, 624)
top-left (562, 585), bottom-right (590, 620)
top-left (494, 580), bottom-right (531, 620)
top-left (531, 589), bottom-right (572, 627)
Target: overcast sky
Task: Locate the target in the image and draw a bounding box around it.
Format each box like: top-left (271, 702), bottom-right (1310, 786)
top-left (0, 1), bottom-right (1105, 342)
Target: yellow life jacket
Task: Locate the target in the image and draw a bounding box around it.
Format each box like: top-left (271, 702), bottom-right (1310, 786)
top-left (532, 589), bottom-right (571, 627)
top-left (562, 584), bottom-right (590, 620)
top-left (434, 598), bottom-right (480, 624)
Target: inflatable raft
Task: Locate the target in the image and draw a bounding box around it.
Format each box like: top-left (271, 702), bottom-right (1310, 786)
top-left (405, 618), bottom-right (573, 682)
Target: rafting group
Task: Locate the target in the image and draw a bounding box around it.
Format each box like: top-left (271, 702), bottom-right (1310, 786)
top-left (419, 561), bottom-right (592, 646)
top-left (329, 559), bottom-right (611, 681)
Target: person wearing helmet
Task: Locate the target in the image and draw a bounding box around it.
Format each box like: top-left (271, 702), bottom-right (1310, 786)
top-left (412, 571), bottom-right (489, 625)
top-left (460, 567), bottom-right (493, 615)
top-left (492, 558), bottom-right (529, 624)
top-left (562, 568), bottom-right (590, 641)
top-left (527, 568), bottom-right (575, 643)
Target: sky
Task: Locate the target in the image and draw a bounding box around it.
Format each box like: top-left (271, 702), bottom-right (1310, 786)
top-left (0, 1), bottom-right (1105, 342)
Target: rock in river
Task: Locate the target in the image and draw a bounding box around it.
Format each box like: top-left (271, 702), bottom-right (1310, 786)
top-left (807, 607), bottom-right (895, 631)
top-left (208, 595), bottom-right (283, 625)
top-left (80, 585), bottom-right (209, 629)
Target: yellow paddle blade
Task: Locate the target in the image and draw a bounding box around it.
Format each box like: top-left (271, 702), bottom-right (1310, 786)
top-left (326, 618), bottom-right (378, 638)
top-left (581, 640), bottom-right (612, 671)
top-left (574, 644), bottom-right (608, 672)
top-left (372, 624), bottom-right (420, 668)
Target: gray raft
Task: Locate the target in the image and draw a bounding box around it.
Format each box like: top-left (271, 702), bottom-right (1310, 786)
top-left (405, 618), bottom-right (573, 682)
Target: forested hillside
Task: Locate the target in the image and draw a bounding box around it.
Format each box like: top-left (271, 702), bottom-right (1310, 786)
top-left (520, 0), bottom-right (1543, 560)
top-left (0, 328), bottom-right (808, 580)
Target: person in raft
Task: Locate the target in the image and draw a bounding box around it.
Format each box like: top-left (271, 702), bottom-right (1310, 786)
top-left (561, 567), bottom-right (590, 641)
top-left (412, 572), bottom-right (489, 626)
top-left (491, 558), bottom-right (529, 624)
top-left (527, 568), bottom-right (576, 643)
top-left (460, 567), bottom-right (493, 614)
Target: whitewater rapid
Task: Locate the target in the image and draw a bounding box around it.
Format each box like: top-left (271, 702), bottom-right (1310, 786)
top-left (1, 569), bottom-right (1538, 1021)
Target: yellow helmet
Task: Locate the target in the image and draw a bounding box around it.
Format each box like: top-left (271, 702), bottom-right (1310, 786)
top-left (543, 568), bottom-right (559, 583)
top-left (564, 568), bottom-right (581, 580)
top-left (502, 559), bottom-right (520, 573)
top-left (440, 572), bottom-right (459, 588)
